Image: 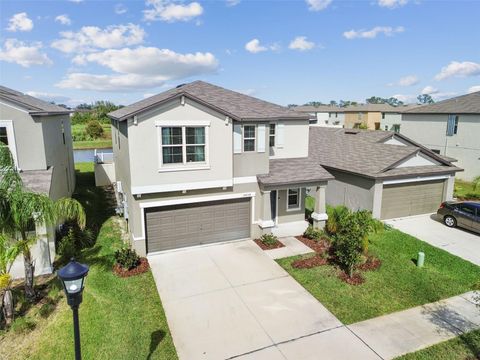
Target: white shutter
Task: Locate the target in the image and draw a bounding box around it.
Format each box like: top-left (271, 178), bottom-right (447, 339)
top-left (233, 123), bottom-right (242, 153)
top-left (257, 124), bottom-right (266, 153)
top-left (277, 122), bottom-right (284, 149)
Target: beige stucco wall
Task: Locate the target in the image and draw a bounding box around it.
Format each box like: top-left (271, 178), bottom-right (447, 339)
top-left (277, 188), bottom-right (306, 224)
top-left (269, 120), bottom-right (309, 159)
top-left (401, 114), bottom-right (480, 180)
top-left (344, 111), bottom-right (382, 130)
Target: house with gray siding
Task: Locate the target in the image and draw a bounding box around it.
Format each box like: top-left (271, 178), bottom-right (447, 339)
top-left (293, 105), bottom-right (345, 127)
top-left (0, 86), bottom-right (75, 278)
top-left (401, 92), bottom-right (480, 181)
top-left (108, 81), bottom-right (462, 256)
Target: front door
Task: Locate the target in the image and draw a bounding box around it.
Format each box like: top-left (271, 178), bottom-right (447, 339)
top-left (270, 190), bottom-right (277, 224)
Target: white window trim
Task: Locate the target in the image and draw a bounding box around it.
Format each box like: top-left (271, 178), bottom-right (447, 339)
top-left (0, 120), bottom-right (19, 168)
top-left (156, 123), bottom-right (210, 171)
top-left (286, 188), bottom-right (301, 212)
top-left (243, 124), bottom-right (256, 152)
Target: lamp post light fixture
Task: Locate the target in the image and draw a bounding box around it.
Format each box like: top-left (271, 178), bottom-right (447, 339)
top-left (58, 258), bottom-right (89, 360)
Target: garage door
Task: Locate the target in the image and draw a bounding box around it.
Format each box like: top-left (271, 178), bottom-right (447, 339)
top-left (145, 198), bottom-right (251, 253)
top-left (381, 180), bottom-right (445, 219)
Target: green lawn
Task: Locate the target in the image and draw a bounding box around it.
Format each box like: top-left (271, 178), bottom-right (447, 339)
top-left (0, 163), bottom-right (177, 360)
top-left (72, 123), bottom-right (112, 150)
top-left (454, 179), bottom-right (480, 200)
top-left (396, 329), bottom-right (480, 360)
top-left (277, 229), bottom-right (480, 324)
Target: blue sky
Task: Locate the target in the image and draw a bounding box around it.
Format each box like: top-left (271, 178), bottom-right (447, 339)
top-left (1, 0), bottom-right (479, 107)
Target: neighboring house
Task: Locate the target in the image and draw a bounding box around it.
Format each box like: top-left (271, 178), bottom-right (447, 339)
top-left (309, 127), bottom-right (461, 219)
top-left (0, 86), bottom-right (75, 278)
top-left (401, 92), bottom-right (480, 181)
top-left (293, 105), bottom-right (344, 127)
top-left (344, 104), bottom-right (416, 130)
top-left (108, 81), bottom-right (332, 256)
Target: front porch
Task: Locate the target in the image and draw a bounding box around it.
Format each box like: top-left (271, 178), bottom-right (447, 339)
top-left (256, 157), bottom-right (333, 236)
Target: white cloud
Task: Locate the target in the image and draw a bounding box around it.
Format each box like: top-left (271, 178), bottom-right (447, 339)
top-left (397, 75), bottom-right (419, 86)
top-left (392, 94), bottom-right (416, 103)
top-left (421, 85), bottom-right (438, 95)
top-left (51, 23), bottom-right (145, 53)
top-left (115, 4), bottom-right (128, 14)
top-left (468, 85), bottom-right (480, 93)
top-left (245, 39), bottom-right (267, 53)
top-left (144, 0), bottom-right (203, 22)
top-left (226, 0), bottom-right (241, 6)
top-left (289, 36), bottom-right (315, 51)
top-left (24, 91), bottom-right (82, 106)
top-left (56, 46), bottom-right (219, 91)
top-left (434, 61), bottom-right (480, 81)
top-left (419, 86), bottom-right (456, 100)
top-left (6, 12), bottom-right (33, 32)
top-left (55, 14), bottom-right (72, 26)
top-left (377, 0), bottom-right (408, 8)
top-left (69, 0), bottom-right (84, 3)
top-left (306, 0), bottom-right (332, 11)
top-left (235, 88), bottom-right (256, 96)
top-left (343, 26), bottom-right (404, 39)
top-left (143, 93), bottom-right (156, 98)
top-left (0, 39), bottom-right (52, 67)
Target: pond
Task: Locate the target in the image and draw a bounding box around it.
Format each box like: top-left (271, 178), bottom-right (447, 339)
top-left (74, 148), bottom-right (113, 163)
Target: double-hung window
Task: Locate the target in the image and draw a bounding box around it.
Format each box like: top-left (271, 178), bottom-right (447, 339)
top-left (269, 124), bottom-right (275, 147)
top-left (160, 126), bottom-right (207, 166)
top-left (0, 127), bottom-right (9, 146)
top-left (446, 115), bottom-right (459, 136)
top-left (243, 125), bottom-right (256, 152)
top-left (287, 188), bottom-right (300, 211)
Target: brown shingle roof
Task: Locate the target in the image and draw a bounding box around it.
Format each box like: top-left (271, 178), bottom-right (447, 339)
top-left (257, 157), bottom-right (333, 187)
top-left (0, 86), bottom-right (71, 115)
top-left (309, 127), bottom-right (461, 179)
top-left (404, 91), bottom-right (480, 114)
top-left (108, 81), bottom-right (309, 122)
top-left (19, 168), bottom-right (53, 195)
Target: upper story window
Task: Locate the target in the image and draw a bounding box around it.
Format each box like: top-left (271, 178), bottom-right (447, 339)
top-left (335, 112), bottom-right (338, 118)
top-left (287, 188), bottom-right (300, 211)
top-left (0, 127), bottom-right (9, 146)
top-left (358, 112), bottom-right (363, 120)
top-left (269, 124), bottom-right (276, 147)
top-left (243, 125), bottom-right (256, 152)
top-left (392, 124), bottom-right (401, 133)
top-left (447, 115), bottom-right (459, 136)
top-left (382, 112), bottom-right (385, 119)
top-left (328, 112), bottom-right (332, 118)
top-left (160, 126), bottom-right (207, 166)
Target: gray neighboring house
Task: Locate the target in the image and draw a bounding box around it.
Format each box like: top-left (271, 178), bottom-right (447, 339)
top-left (0, 86), bottom-right (75, 278)
top-left (401, 91), bottom-right (480, 181)
top-left (108, 81), bottom-right (332, 256)
top-left (309, 127), bottom-right (462, 219)
top-left (293, 105), bottom-right (345, 127)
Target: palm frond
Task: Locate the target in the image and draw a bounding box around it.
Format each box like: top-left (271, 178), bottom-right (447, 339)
top-left (54, 198), bottom-right (86, 229)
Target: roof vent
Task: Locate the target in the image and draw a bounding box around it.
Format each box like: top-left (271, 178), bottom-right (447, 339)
top-left (176, 83), bottom-right (187, 88)
top-left (344, 129), bottom-right (360, 134)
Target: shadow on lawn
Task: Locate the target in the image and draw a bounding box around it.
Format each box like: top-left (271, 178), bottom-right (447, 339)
top-left (147, 330), bottom-right (166, 360)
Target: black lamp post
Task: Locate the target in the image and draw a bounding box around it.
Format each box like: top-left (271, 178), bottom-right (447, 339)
top-left (58, 259), bottom-right (89, 360)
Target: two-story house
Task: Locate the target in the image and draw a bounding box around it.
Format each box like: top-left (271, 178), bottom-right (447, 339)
top-left (401, 92), bottom-right (480, 181)
top-left (344, 104), bottom-right (417, 130)
top-left (0, 86), bottom-right (75, 278)
top-left (293, 105), bottom-right (345, 127)
top-left (108, 81), bottom-right (332, 256)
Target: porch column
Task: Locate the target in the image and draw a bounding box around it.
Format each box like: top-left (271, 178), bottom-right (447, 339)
top-left (312, 185), bottom-right (328, 229)
top-left (258, 190), bottom-right (274, 233)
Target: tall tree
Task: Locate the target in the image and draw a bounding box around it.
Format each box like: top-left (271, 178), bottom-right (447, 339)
top-left (303, 101), bottom-right (324, 107)
top-left (385, 97), bottom-right (404, 106)
top-left (366, 96), bottom-right (386, 104)
top-left (0, 148), bottom-right (86, 301)
top-left (417, 94), bottom-right (435, 104)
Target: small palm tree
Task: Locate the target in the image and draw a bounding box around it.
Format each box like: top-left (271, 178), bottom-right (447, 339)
top-left (0, 148), bottom-right (85, 301)
top-left (473, 176), bottom-right (480, 191)
top-left (0, 234), bottom-right (22, 325)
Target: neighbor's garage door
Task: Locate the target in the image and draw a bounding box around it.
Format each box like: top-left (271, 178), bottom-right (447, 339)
top-left (381, 180), bottom-right (445, 219)
top-left (145, 198), bottom-right (250, 253)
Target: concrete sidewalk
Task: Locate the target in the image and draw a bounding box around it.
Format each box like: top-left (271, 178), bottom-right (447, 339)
top-left (349, 292), bottom-right (480, 359)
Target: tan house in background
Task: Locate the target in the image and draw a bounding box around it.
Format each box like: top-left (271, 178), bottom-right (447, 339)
top-left (344, 104), bottom-right (417, 130)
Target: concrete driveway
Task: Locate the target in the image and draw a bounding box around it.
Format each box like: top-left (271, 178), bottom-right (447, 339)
top-left (385, 214), bottom-right (480, 266)
top-left (149, 240), bottom-right (379, 360)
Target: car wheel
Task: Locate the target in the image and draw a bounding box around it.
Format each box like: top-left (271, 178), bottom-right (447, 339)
top-left (444, 215), bottom-right (456, 228)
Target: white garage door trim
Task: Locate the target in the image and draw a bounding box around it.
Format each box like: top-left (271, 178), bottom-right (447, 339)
top-left (134, 192), bottom-right (256, 242)
top-left (383, 174), bottom-right (450, 185)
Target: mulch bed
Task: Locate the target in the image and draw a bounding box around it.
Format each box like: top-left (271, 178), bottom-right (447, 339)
top-left (338, 271), bottom-right (365, 285)
top-left (357, 256), bottom-right (382, 271)
top-left (254, 239), bottom-right (285, 250)
top-left (113, 257), bottom-right (150, 278)
top-left (295, 235), bottom-right (330, 254)
top-left (292, 255), bottom-right (328, 269)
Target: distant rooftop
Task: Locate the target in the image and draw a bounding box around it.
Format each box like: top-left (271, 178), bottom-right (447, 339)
top-left (404, 91), bottom-right (480, 114)
top-left (0, 85), bottom-right (71, 115)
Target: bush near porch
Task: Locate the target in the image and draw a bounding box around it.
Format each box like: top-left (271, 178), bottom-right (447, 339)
top-left (277, 228), bottom-right (480, 324)
top-left (0, 163), bottom-right (177, 360)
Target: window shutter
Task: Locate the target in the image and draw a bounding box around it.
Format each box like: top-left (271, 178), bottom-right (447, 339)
top-left (446, 115), bottom-right (455, 136)
top-left (277, 122), bottom-right (284, 148)
top-left (233, 123), bottom-right (242, 153)
top-left (257, 124), bottom-right (266, 153)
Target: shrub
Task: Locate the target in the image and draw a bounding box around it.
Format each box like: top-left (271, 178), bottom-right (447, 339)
top-left (85, 120), bottom-right (104, 139)
top-left (325, 205), bottom-right (350, 236)
top-left (303, 225), bottom-right (323, 240)
top-left (114, 247), bottom-right (140, 270)
top-left (57, 225), bottom-right (95, 260)
top-left (260, 233), bottom-right (278, 246)
top-left (333, 212), bottom-right (365, 277)
top-left (10, 317), bottom-right (36, 334)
